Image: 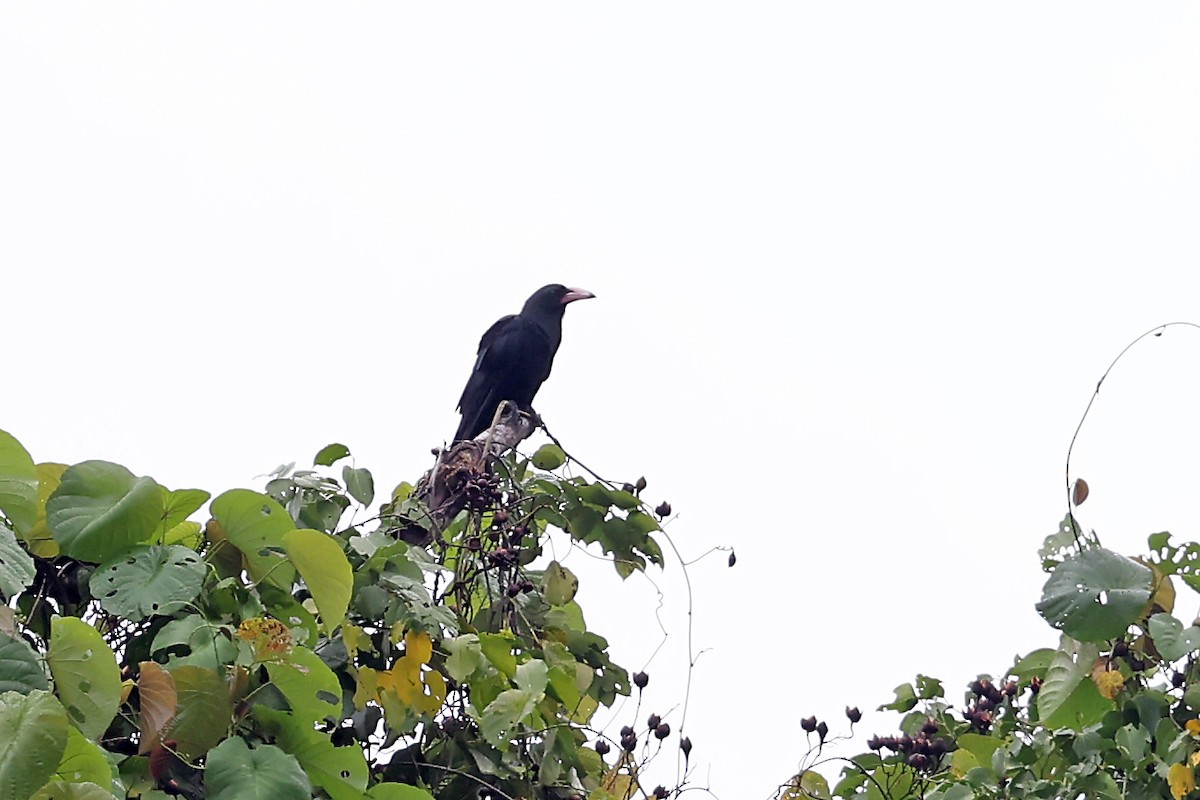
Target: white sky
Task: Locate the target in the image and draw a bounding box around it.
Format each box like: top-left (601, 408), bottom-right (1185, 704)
top-left (5, 5), bottom-right (1200, 798)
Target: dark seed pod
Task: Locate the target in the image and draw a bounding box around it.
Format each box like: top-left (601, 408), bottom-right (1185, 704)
top-left (845, 706), bottom-right (862, 723)
top-left (921, 718), bottom-right (938, 736)
top-left (647, 713), bottom-right (662, 729)
top-left (520, 580), bottom-right (535, 593)
top-left (621, 732), bottom-right (637, 752)
top-left (653, 787), bottom-right (668, 800)
top-left (867, 735), bottom-right (883, 751)
top-left (1174, 671), bottom-right (1187, 688)
top-left (633, 671), bottom-right (650, 689)
top-left (680, 737), bottom-right (693, 758)
top-left (800, 716), bottom-right (818, 733)
top-left (816, 721), bottom-right (828, 742)
top-left (907, 753), bottom-right (929, 770)
top-left (655, 501), bottom-right (672, 517)
top-left (622, 483), bottom-right (637, 494)
top-left (1113, 640), bottom-right (1129, 658)
top-left (728, 550), bottom-right (736, 567)
top-left (636, 476), bottom-right (648, 492)
top-left (654, 722), bottom-right (671, 740)
top-left (595, 740), bottom-right (610, 756)
top-left (506, 583), bottom-right (521, 597)
top-left (621, 725), bottom-right (634, 737)
top-left (929, 738), bottom-right (949, 756)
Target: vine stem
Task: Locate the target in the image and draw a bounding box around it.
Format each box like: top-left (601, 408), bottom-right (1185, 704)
top-left (1064, 322), bottom-right (1200, 545)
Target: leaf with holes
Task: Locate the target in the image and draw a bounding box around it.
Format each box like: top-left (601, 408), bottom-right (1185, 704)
top-left (1036, 547), bottom-right (1153, 642)
top-left (51, 725), bottom-right (110, 786)
top-left (89, 545), bottom-right (205, 620)
top-left (283, 528), bottom-right (351, 634)
top-left (137, 662), bottom-right (177, 755)
top-left (46, 461), bottom-right (163, 563)
top-left (1148, 613), bottom-right (1200, 662)
top-left (0, 431), bottom-right (38, 536)
top-left (0, 523), bottom-right (35, 601)
top-left (0, 633), bottom-right (48, 695)
top-left (0, 689), bottom-right (68, 800)
top-left (265, 646), bottom-right (341, 725)
top-left (256, 708), bottom-right (368, 800)
top-left (46, 617), bottom-right (120, 740)
top-left (205, 737), bottom-right (312, 800)
top-left (209, 490), bottom-right (296, 591)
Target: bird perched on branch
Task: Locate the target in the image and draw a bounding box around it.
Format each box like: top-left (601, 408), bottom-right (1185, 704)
top-left (454, 284), bottom-right (595, 442)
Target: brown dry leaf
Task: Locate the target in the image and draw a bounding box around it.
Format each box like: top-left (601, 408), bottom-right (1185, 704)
top-left (1073, 478), bottom-right (1089, 506)
top-left (137, 661), bottom-right (178, 755)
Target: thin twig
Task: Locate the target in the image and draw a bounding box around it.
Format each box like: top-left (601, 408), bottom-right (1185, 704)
top-left (1065, 322), bottom-right (1200, 546)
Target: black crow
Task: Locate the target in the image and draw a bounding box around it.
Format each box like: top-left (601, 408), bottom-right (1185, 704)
top-left (454, 284), bottom-right (594, 442)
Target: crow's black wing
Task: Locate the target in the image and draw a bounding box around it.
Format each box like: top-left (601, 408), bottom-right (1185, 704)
top-left (454, 314), bottom-right (533, 441)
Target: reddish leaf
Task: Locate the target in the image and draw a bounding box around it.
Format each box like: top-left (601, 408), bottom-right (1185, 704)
top-left (1073, 479), bottom-right (1089, 507)
top-left (138, 661), bottom-right (178, 755)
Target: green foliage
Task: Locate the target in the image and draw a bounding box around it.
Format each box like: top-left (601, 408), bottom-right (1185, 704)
top-left (0, 428), bottom-right (674, 798)
top-left (787, 519), bottom-right (1200, 800)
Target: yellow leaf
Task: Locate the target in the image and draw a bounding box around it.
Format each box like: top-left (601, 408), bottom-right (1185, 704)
top-left (404, 631), bottom-right (433, 664)
top-left (1170, 763), bottom-right (1195, 800)
top-left (1187, 719), bottom-right (1200, 738)
top-left (1190, 751), bottom-right (1200, 767)
top-left (1092, 669), bottom-right (1125, 700)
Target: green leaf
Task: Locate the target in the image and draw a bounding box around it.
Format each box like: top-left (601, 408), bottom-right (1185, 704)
top-left (956, 733), bottom-right (1002, 765)
top-left (0, 632), bottom-right (48, 694)
top-left (797, 770), bottom-right (831, 800)
top-left (543, 561), bottom-right (579, 606)
top-left (1114, 723), bottom-right (1149, 765)
top-left (0, 523), bottom-right (35, 600)
top-left (89, 545), bottom-right (205, 620)
top-left (0, 430), bottom-right (38, 535)
top-left (157, 488), bottom-right (211, 536)
top-left (531, 444), bottom-right (566, 471)
top-left (1036, 548), bottom-right (1152, 642)
top-left (255, 708), bottom-right (368, 800)
top-left (46, 461), bottom-right (164, 563)
top-left (209, 490), bottom-right (296, 592)
top-left (163, 520), bottom-right (203, 549)
top-left (479, 633), bottom-right (517, 680)
top-left (1009, 648), bottom-right (1056, 680)
top-left (445, 634), bottom-right (484, 683)
top-left (314, 444), bottom-right (351, 467)
top-left (283, 528), bottom-right (351, 634)
top-left (879, 682), bottom-right (918, 712)
top-left (514, 659), bottom-right (548, 695)
top-left (0, 690), bottom-right (69, 800)
top-left (1147, 613), bottom-right (1200, 661)
top-left (205, 738), bottom-right (312, 800)
top-left (342, 466), bottom-right (374, 506)
top-left (265, 646), bottom-right (341, 725)
top-left (52, 725), bottom-right (110, 785)
top-left (1037, 637), bottom-right (1112, 730)
top-left (479, 688), bottom-right (539, 748)
top-left (46, 617), bottom-right (121, 740)
top-left (368, 784), bottom-right (437, 800)
top-left (30, 782), bottom-right (113, 800)
top-left (166, 665), bottom-right (231, 757)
